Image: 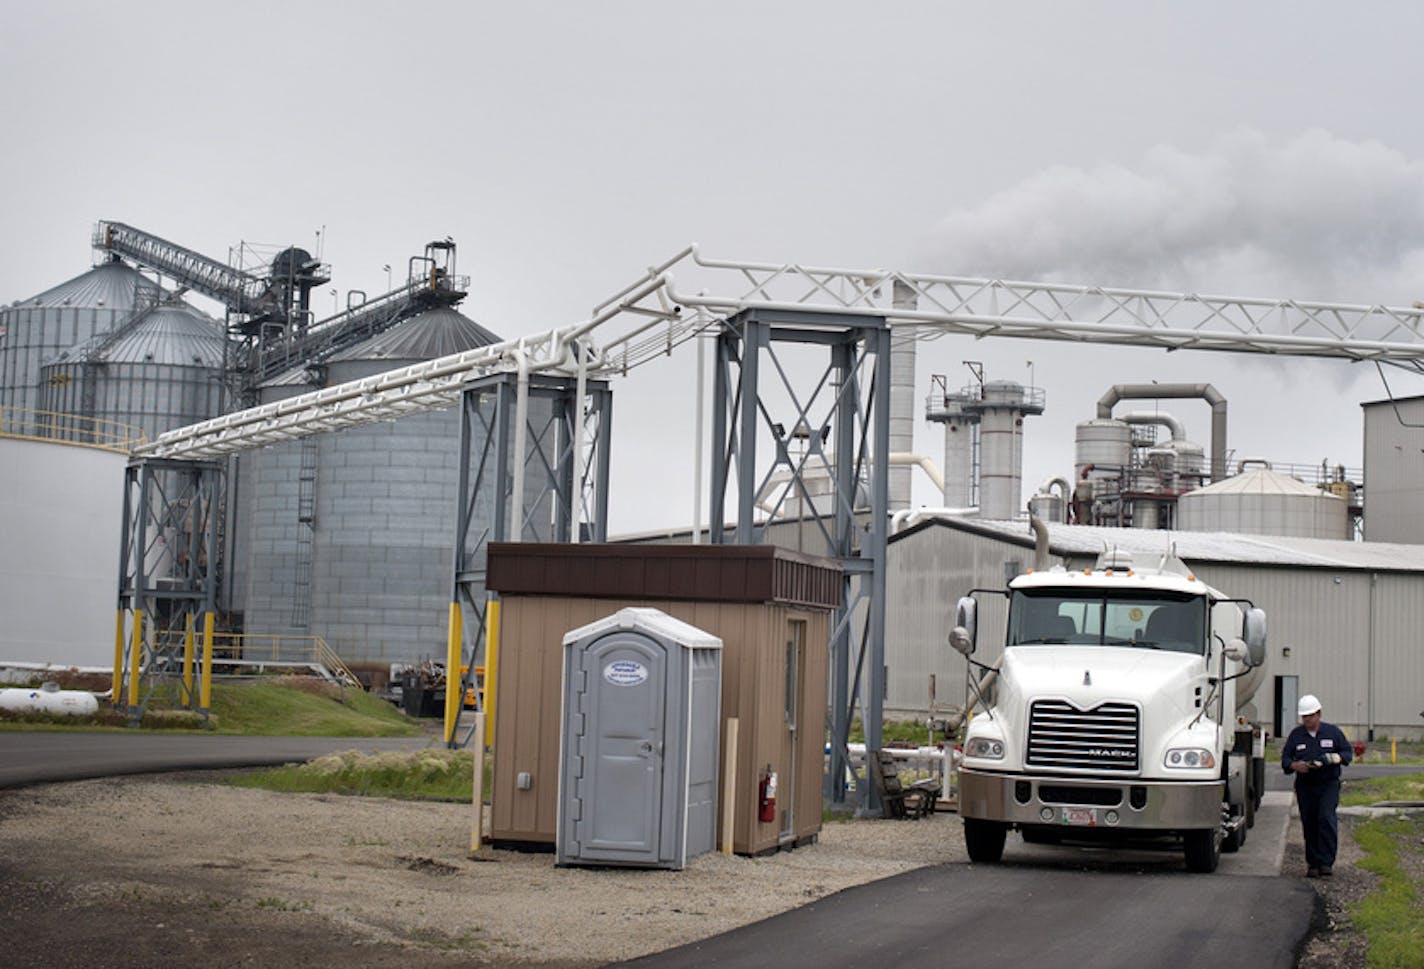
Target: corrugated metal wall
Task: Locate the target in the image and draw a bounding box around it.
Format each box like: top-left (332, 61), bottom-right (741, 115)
top-left (1363, 397), bottom-right (1424, 544)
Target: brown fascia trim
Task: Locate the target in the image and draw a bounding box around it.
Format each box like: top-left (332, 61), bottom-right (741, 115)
top-left (486, 543), bottom-right (843, 609)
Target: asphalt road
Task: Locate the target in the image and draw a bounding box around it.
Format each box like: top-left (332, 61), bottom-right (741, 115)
top-left (0, 731), bottom-right (437, 788)
top-left (618, 792), bottom-right (1312, 969)
top-left (615, 861), bottom-right (1313, 969)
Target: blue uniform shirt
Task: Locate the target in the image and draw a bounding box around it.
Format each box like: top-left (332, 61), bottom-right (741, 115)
top-left (1280, 721), bottom-right (1353, 786)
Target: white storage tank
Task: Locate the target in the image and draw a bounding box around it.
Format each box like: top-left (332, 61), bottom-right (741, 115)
top-left (1176, 467), bottom-right (1349, 539)
top-left (1075, 418), bottom-right (1131, 474)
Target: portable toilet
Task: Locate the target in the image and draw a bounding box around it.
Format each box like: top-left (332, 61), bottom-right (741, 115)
top-left (556, 607), bottom-right (722, 870)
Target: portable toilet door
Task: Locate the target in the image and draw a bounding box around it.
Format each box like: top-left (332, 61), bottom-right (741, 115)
top-left (557, 607), bottom-right (722, 869)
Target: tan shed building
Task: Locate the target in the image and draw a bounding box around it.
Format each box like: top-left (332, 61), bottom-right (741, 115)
top-left (485, 543), bottom-right (841, 856)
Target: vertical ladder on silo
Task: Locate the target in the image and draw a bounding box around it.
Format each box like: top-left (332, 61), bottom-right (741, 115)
top-left (292, 438), bottom-right (319, 629)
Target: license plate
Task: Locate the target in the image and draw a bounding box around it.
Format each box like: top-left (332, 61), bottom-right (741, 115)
top-left (1061, 807), bottom-right (1097, 826)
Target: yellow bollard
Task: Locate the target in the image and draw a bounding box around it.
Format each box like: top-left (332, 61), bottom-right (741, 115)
top-left (111, 610), bottom-right (126, 701)
top-left (485, 597), bottom-right (501, 746)
top-left (127, 609), bottom-right (143, 709)
top-left (443, 602), bottom-right (464, 746)
top-left (182, 617), bottom-right (195, 705)
top-left (200, 612), bottom-right (215, 711)
top-left (1392, 737), bottom-right (1397, 765)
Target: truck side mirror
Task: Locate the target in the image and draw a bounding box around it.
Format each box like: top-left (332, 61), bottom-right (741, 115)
top-left (949, 626), bottom-right (974, 657)
top-left (1243, 607), bottom-right (1266, 667)
top-left (951, 596), bottom-right (977, 656)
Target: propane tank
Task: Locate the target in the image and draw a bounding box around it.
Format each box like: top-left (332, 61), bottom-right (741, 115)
top-left (0, 681), bottom-right (100, 717)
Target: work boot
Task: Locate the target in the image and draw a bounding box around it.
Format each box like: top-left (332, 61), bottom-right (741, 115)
top-left (1319, 866), bottom-right (1333, 877)
top-left (1306, 867), bottom-right (1320, 878)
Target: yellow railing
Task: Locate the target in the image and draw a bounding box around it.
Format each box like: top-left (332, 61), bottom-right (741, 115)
top-left (154, 631), bottom-right (362, 689)
top-left (0, 406), bottom-right (146, 453)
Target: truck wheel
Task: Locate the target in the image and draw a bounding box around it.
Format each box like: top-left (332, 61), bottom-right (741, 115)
top-left (1183, 828), bottom-right (1221, 873)
top-left (965, 819), bottom-right (1008, 863)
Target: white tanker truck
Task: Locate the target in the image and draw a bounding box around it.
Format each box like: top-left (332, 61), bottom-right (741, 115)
top-left (950, 524), bottom-right (1267, 873)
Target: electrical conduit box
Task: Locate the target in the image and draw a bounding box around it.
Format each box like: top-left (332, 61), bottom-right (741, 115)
top-left (556, 607), bottom-right (722, 870)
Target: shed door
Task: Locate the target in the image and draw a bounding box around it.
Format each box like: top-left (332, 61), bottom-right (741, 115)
top-left (576, 631), bottom-right (667, 862)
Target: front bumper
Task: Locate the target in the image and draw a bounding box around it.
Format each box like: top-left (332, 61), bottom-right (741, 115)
top-left (959, 767), bottom-right (1223, 831)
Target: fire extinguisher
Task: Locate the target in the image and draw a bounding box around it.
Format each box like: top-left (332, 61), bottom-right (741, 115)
top-left (758, 765), bottom-right (778, 823)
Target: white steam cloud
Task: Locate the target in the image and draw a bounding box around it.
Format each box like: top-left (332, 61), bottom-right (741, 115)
top-left (923, 129), bottom-right (1424, 306)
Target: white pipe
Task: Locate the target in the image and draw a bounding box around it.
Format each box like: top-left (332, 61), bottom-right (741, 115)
top-left (510, 343), bottom-right (529, 542)
top-left (888, 452), bottom-right (944, 493)
top-left (569, 342), bottom-right (587, 543)
top-left (891, 506), bottom-right (979, 534)
top-left (692, 329), bottom-right (705, 544)
top-left (1119, 410), bottom-right (1186, 441)
top-left (1038, 476), bottom-right (1071, 500)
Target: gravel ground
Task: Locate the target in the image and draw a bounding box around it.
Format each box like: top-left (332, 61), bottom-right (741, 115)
top-left (0, 775), bottom-right (966, 968)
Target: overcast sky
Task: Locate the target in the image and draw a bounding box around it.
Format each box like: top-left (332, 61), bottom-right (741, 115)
top-left (5, 2), bottom-right (1424, 533)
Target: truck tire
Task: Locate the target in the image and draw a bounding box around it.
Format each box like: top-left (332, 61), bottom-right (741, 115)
top-left (965, 819), bottom-right (1008, 863)
top-left (1183, 828), bottom-right (1221, 873)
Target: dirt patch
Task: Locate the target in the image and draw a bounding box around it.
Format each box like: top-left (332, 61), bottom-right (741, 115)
top-left (0, 776), bottom-right (965, 967)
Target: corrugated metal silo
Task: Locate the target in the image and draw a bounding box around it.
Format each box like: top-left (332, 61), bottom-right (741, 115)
top-left (0, 260), bottom-right (160, 420)
top-left (38, 302), bottom-right (229, 441)
top-left (235, 306), bottom-right (504, 669)
top-left (1177, 467), bottom-right (1349, 539)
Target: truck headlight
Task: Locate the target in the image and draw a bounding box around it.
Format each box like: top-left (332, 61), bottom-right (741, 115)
top-left (1164, 747), bottom-right (1216, 770)
top-left (965, 737), bottom-right (1005, 760)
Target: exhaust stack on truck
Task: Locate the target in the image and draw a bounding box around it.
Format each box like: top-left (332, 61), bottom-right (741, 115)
top-left (950, 526), bottom-right (1266, 873)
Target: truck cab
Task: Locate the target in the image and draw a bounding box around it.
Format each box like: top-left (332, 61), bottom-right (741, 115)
top-left (951, 547), bottom-right (1266, 873)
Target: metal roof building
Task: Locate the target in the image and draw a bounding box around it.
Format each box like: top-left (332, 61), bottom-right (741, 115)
top-left (885, 515), bottom-right (1424, 741)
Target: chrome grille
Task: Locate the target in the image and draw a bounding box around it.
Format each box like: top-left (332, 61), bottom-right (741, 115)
top-left (1027, 699), bottom-right (1139, 772)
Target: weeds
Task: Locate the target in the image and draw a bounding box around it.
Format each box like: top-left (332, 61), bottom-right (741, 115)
top-left (229, 749), bottom-right (477, 802)
top-left (1350, 815), bottom-right (1424, 968)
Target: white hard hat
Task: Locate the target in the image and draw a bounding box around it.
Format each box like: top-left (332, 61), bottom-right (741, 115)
top-left (1298, 694), bottom-right (1322, 717)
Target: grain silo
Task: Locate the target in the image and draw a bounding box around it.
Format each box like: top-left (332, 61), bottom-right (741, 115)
top-left (233, 306), bottom-right (504, 670)
top-left (0, 260), bottom-right (160, 421)
top-left (38, 301), bottom-right (229, 441)
top-left (1176, 466), bottom-right (1349, 539)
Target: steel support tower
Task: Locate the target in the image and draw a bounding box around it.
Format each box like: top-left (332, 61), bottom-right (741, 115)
top-left (710, 307), bottom-right (891, 813)
top-left (444, 371), bottom-right (613, 747)
top-left (114, 458), bottom-right (224, 723)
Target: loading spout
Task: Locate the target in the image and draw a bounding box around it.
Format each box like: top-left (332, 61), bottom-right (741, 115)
top-left (1097, 383), bottom-right (1226, 481)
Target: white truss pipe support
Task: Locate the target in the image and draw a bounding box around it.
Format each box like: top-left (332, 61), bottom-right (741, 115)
top-left (134, 245), bottom-right (1424, 464)
top-left (692, 331), bottom-right (705, 544)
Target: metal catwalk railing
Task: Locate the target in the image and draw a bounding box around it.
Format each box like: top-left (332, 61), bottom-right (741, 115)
top-left (0, 406), bottom-right (145, 452)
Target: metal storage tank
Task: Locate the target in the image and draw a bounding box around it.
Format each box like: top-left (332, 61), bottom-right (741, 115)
top-left (556, 607), bottom-right (722, 870)
top-left (1, 260), bottom-right (160, 420)
top-left (1177, 467), bottom-right (1349, 539)
top-left (233, 306), bottom-right (502, 668)
top-left (38, 301), bottom-right (229, 441)
top-left (978, 380), bottom-right (1040, 520)
top-left (1075, 418), bottom-right (1132, 473)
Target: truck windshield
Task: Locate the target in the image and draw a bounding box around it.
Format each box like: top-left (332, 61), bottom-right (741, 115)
top-left (1007, 590), bottom-right (1207, 655)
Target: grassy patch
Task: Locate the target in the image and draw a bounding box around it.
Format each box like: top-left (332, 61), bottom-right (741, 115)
top-left (204, 680), bottom-right (420, 737)
top-left (1342, 773), bottom-right (1424, 807)
top-left (229, 749), bottom-right (476, 801)
top-left (1350, 815), bottom-right (1424, 968)
top-left (0, 677), bottom-right (423, 737)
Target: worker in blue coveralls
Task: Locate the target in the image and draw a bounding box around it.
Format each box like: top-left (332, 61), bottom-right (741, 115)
top-left (1281, 694), bottom-right (1352, 877)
